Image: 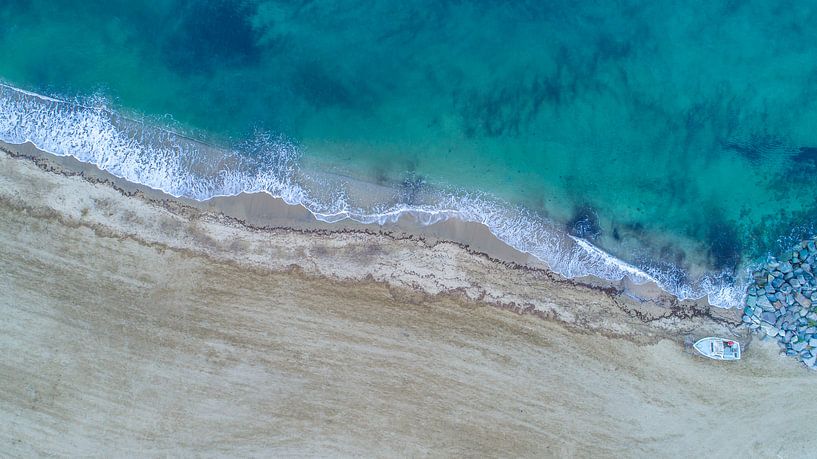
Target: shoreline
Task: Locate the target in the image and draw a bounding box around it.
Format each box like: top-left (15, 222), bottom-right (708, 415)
top-left (1, 139), bottom-right (719, 313)
top-left (0, 78), bottom-right (745, 308)
top-left (0, 140), bottom-right (731, 334)
top-left (3, 141), bottom-right (817, 455)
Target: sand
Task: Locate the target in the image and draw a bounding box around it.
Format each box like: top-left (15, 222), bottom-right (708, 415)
top-left (0, 144), bottom-right (814, 457)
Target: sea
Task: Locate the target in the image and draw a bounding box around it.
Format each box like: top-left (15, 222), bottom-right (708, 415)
top-left (2, 0), bottom-right (817, 308)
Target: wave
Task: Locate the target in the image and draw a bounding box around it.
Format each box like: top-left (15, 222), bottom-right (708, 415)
top-left (0, 83), bottom-right (744, 308)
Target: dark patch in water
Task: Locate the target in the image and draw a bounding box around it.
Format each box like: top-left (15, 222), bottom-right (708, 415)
top-left (612, 226), bottom-right (621, 241)
top-left (765, 146), bottom-right (817, 195)
top-left (457, 41), bottom-right (596, 138)
top-left (720, 0), bottom-right (747, 16)
top-left (658, 243), bottom-right (688, 267)
top-left (567, 205), bottom-right (601, 241)
top-left (626, 221), bottom-right (645, 232)
top-left (291, 61), bottom-right (356, 108)
top-left (722, 141), bottom-right (762, 161)
top-left (721, 134), bottom-right (784, 162)
top-left (745, 203), bottom-right (817, 259)
top-left (458, 73), bottom-right (559, 138)
top-left (456, 15), bottom-right (647, 140)
top-left (793, 146), bottom-right (817, 165)
top-left (591, 33), bottom-right (633, 68)
top-left (705, 217), bottom-right (742, 272)
top-left (163, 0), bottom-right (261, 74)
top-left (371, 164), bottom-right (390, 186)
top-left (399, 170), bottom-right (426, 205)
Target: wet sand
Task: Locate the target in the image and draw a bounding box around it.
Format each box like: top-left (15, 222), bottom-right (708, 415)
top-left (0, 145), bottom-right (813, 457)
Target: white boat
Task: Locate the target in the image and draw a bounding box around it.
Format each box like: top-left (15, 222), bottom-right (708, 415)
top-left (693, 337), bottom-right (741, 361)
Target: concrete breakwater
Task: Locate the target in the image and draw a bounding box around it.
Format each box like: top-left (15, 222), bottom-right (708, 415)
top-left (743, 237), bottom-right (817, 369)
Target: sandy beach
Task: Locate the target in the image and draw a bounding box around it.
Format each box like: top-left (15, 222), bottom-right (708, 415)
top-left (0, 143), bottom-right (814, 457)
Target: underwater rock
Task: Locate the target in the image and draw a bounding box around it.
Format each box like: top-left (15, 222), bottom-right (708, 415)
top-left (567, 205), bottom-right (601, 241)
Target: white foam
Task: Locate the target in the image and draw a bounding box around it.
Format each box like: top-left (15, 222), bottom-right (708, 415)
top-left (0, 83), bottom-right (744, 308)
top-left (0, 82), bottom-right (63, 102)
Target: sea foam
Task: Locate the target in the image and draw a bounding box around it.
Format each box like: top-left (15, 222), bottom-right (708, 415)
top-left (0, 83), bottom-right (744, 308)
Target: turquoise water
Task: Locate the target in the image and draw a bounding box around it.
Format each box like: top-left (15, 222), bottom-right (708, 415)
top-left (3, 0), bottom-right (817, 306)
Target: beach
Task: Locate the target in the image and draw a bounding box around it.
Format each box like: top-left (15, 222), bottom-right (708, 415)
top-left (0, 142), bottom-right (814, 456)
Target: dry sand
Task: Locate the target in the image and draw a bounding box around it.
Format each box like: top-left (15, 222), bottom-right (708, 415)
top-left (0, 144), bottom-right (814, 457)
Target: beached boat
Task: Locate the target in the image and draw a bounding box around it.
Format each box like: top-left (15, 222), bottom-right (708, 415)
top-left (693, 337), bottom-right (741, 361)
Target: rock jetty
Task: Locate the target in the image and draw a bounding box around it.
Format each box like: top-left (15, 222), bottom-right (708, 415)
top-left (743, 237), bottom-right (817, 369)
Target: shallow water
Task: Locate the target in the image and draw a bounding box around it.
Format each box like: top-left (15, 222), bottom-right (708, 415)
top-left (2, 0), bottom-right (817, 306)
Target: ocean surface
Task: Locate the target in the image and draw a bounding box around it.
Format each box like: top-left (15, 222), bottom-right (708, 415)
top-left (2, 0), bottom-right (817, 307)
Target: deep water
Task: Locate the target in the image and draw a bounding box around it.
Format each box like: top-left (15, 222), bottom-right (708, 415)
top-left (2, 0), bottom-right (817, 306)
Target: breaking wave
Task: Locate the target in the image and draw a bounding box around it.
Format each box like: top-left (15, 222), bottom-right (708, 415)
top-left (0, 83), bottom-right (744, 307)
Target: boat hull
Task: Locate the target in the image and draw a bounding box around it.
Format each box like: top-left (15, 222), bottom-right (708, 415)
top-left (693, 337), bottom-right (741, 361)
